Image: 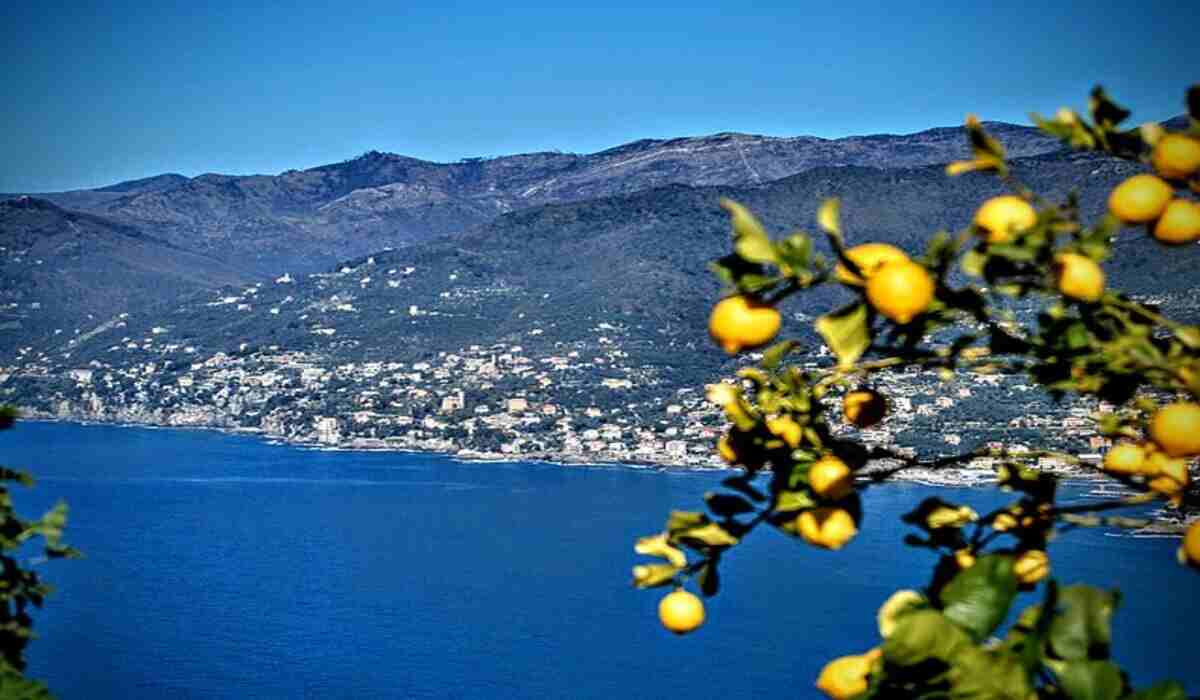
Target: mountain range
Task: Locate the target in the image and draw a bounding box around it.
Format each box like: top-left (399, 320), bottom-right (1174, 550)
top-left (2, 117), bottom-right (1194, 368)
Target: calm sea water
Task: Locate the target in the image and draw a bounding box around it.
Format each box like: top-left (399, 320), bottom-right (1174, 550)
top-left (0, 421), bottom-right (1195, 698)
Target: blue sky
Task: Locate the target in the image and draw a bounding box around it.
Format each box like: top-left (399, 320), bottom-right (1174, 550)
top-left (1, 0), bottom-right (1196, 192)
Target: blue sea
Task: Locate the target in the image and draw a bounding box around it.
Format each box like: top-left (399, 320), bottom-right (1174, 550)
top-left (0, 421), bottom-right (1196, 698)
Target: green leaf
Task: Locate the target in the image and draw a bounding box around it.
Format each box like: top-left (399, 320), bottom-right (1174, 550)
top-left (777, 231), bottom-right (813, 271)
top-left (1049, 659), bottom-right (1123, 700)
top-left (961, 250), bottom-right (986, 277)
top-left (0, 406), bottom-right (17, 431)
top-left (704, 492), bottom-right (754, 517)
top-left (698, 559), bottom-right (720, 597)
top-left (721, 198), bottom-right (778, 264)
top-left (1126, 681), bottom-right (1188, 700)
top-left (666, 511), bottom-right (707, 533)
top-left (634, 533), bottom-right (687, 567)
top-left (631, 563), bottom-right (681, 588)
top-left (1047, 585), bottom-right (1118, 661)
top-left (948, 647), bottom-right (1032, 700)
top-left (1089, 86), bottom-right (1131, 129)
top-left (761, 340), bottom-right (799, 370)
top-left (677, 522), bottom-right (740, 547)
top-left (817, 198), bottom-right (842, 237)
top-left (883, 609), bottom-right (972, 667)
top-left (940, 554), bottom-right (1019, 642)
top-left (773, 490), bottom-right (817, 514)
top-left (1173, 325), bottom-right (1200, 350)
top-left (816, 303), bottom-right (871, 368)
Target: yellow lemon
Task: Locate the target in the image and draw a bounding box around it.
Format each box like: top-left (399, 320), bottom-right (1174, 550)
top-left (843, 389), bottom-right (887, 428)
top-left (1152, 134), bottom-right (1200, 180)
top-left (1103, 443), bottom-right (1148, 476)
top-left (1153, 199), bottom-right (1200, 245)
top-left (810, 455), bottom-right (854, 501)
top-left (877, 590), bottom-right (925, 639)
top-left (1109, 174), bottom-right (1174, 223)
top-left (1180, 520), bottom-right (1200, 569)
top-left (835, 243), bottom-right (910, 286)
top-left (1053, 253), bottom-right (1105, 303)
top-left (816, 651), bottom-right (878, 699)
top-left (866, 260), bottom-right (935, 325)
top-left (954, 548), bottom-right (977, 570)
top-left (974, 195), bottom-right (1038, 243)
top-left (658, 589), bottom-right (705, 635)
top-left (796, 508), bottom-right (858, 550)
top-left (1014, 550), bottom-right (1050, 585)
top-left (1150, 402), bottom-right (1200, 457)
top-left (709, 295), bottom-right (781, 355)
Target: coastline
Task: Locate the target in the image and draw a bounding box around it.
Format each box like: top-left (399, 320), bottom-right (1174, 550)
top-left (15, 412), bottom-right (1189, 535)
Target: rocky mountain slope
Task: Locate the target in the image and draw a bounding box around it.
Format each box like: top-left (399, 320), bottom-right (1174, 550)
top-left (0, 196), bottom-right (246, 353)
top-left (7, 123), bottom-right (1066, 278)
top-left (23, 145), bottom-right (1197, 377)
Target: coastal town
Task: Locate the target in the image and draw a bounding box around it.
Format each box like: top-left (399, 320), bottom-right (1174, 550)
top-left (1, 317), bottom-right (1120, 485)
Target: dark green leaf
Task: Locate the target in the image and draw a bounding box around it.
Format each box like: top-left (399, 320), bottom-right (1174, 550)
top-left (1050, 659), bottom-right (1123, 700)
top-left (883, 609), bottom-right (972, 667)
top-left (1126, 681), bottom-right (1188, 700)
top-left (1047, 585), bottom-right (1118, 661)
top-left (940, 554), bottom-right (1018, 642)
top-left (704, 492), bottom-right (754, 517)
top-left (761, 340), bottom-right (799, 370)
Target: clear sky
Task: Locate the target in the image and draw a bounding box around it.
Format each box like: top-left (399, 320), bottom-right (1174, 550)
top-left (1, 0), bottom-right (1196, 192)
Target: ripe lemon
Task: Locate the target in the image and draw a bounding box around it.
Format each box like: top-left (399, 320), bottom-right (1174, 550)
top-left (834, 243), bottom-right (910, 286)
top-left (974, 195), bottom-right (1037, 243)
top-left (708, 295), bottom-right (781, 355)
top-left (954, 548), bottom-right (977, 570)
top-left (1053, 253), bottom-right (1105, 303)
top-left (1150, 402), bottom-right (1200, 457)
top-left (1180, 520), bottom-right (1200, 569)
top-left (1103, 443), bottom-right (1148, 475)
top-left (658, 589), bottom-right (705, 635)
top-left (865, 260), bottom-right (935, 325)
top-left (810, 455), bottom-right (854, 500)
top-left (795, 507), bottom-right (858, 550)
top-left (816, 650), bottom-right (879, 700)
top-left (877, 590), bottom-right (925, 639)
top-left (843, 389), bottom-right (887, 428)
top-left (1014, 550), bottom-right (1050, 585)
top-left (1153, 199), bottom-right (1200, 245)
top-left (1152, 134), bottom-right (1200, 180)
top-left (1108, 174), bottom-right (1174, 223)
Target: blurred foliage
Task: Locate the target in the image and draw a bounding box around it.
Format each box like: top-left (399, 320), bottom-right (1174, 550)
top-left (634, 85), bottom-right (1200, 698)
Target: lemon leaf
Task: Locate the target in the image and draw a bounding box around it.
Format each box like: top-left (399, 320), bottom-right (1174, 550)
top-left (940, 554), bottom-right (1018, 642)
top-left (817, 198), bottom-right (841, 236)
top-left (816, 303), bottom-right (871, 368)
top-left (1126, 681), bottom-right (1189, 700)
top-left (634, 533), bottom-right (688, 567)
top-left (1047, 585), bottom-right (1118, 661)
top-left (773, 490), bottom-right (817, 513)
top-left (721, 198), bottom-right (778, 264)
top-left (631, 563), bottom-right (680, 589)
top-left (677, 522), bottom-right (740, 547)
top-left (883, 609), bottom-right (972, 667)
top-left (1049, 659), bottom-right (1123, 700)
